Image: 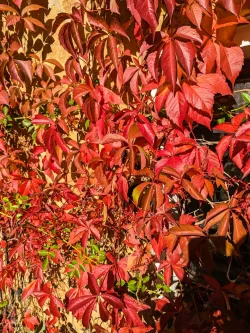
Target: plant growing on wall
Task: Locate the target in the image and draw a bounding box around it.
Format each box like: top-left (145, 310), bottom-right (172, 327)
top-left (0, 0), bottom-right (250, 332)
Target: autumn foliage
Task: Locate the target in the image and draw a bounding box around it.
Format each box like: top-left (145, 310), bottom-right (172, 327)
top-left (0, 0), bottom-right (250, 332)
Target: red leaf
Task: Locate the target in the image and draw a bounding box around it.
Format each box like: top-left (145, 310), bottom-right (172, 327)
top-left (137, 122), bottom-right (155, 146)
top-left (54, 132), bottom-right (70, 153)
top-left (23, 17), bottom-right (46, 30)
top-left (6, 14), bottom-right (20, 27)
top-left (161, 40), bottom-right (176, 90)
top-left (0, 4), bottom-right (19, 14)
top-left (216, 135), bottom-right (232, 161)
top-left (196, 74), bottom-right (232, 96)
top-left (186, 3), bottom-right (203, 29)
top-left (99, 301), bottom-right (109, 322)
top-left (175, 40), bottom-right (196, 76)
top-left (132, 182), bottom-right (150, 206)
top-left (43, 64), bottom-right (56, 81)
top-left (218, 0), bottom-right (240, 17)
top-left (110, 0), bottom-right (120, 14)
top-left (117, 176), bottom-right (129, 202)
top-left (8, 58), bottom-right (22, 83)
top-left (71, 20), bottom-right (83, 54)
top-left (68, 226), bottom-right (86, 245)
top-left (14, 59), bottom-right (32, 83)
top-left (170, 225), bottom-right (205, 237)
top-left (175, 26), bottom-right (202, 43)
top-left (22, 280), bottom-right (41, 300)
top-left (88, 273), bottom-right (100, 295)
top-left (165, 90), bottom-right (188, 127)
top-left (49, 296), bottom-right (61, 317)
top-left (172, 265), bottom-right (185, 281)
top-left (21, 4), bottom-right (45, 16)
top-left (164, 0), bottom-right (175, 19)
top-left (123, 67), bottom-right (138, 83)
top-left (96, 86), bottom-right (123, 105)
top-left (163, 265), bottom-right (172, 286)
top-left (220, 44), bottom-right (244, 86)
top-left (0, 90), bottom-right (9, 105)
top-left (182, 179), bottom-right (205, 201)
top-left (232, 213), bottom-right (247, 247)
top-left (146, 51), bottom-right (159, 81)
top-left (102, 293), bottom-right (124, 308)
top-left (214, 123), bottom-right (236, 133)
top-left (101, 134), bottom-right (128, 144)
top-left (200, 39), bottom-right (216, 74)
top-left (107, 35), bottom-right (119, 71)
top-left (68, 295), bottom-right (96, 313)
top-left (32, 115), bottom-right (54, 125)
top-left (87, 13), bottom-right (109, 31)
top-left (12, 0), bottom-right (22, 8)
top-left (73, 84), bottom-right (92, 99)
top-left (182, 82), bottom-right (214, 112)
top-left (205, 203), bottom-right (229, 223)
top-left (23, 311), bottom-right (39, 331)
top-left (205, 205), bottom-right (230, 231)
top-left (51, 13), bottom-right (71, 34)
top-left (110, 19), bottom-right (129, 40)
top-left (134, 0), bottom-right (158, 34)
top-left (82, 300), bottom-right (96, 328)
top-left (123, 293), bottom-right (150, 312)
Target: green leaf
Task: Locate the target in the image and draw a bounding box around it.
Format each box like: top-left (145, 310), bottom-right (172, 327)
top-left (128, 280), bottom-right (137, 286)
top-left (68, 271), bottom-right (74, 278)
top-left (119, 279), bottom-right (126, 287)
top-left (74, 269), bottom-right (80, 278)
top-left (89, 255), bottom-right (97, 259)
top-left (85, 119), bottom-right (90, 130)
top-left (241, 92), bottom-right (250, 103)
top-left (163, 285), bottom-right (171, 292)
top-left (67, 264), bottom-right (75, 269)
top-left (42, 256), bottom-right (49, 271)
top-left (217, 117), bottom-right (225, 124)
top-left (143, 276), bottom-right (150, 283)
top-left (2, 106), bottom-right (8, 115)
top-left (0, 300), bottom-right (8, 308)
top-left (38, 250), bottom-right (50, 256)
top-left (22, 119), bottom-right (32, 127)
top-left (79, 264), bottom-right (86, 272)
top-left (157, 273), bottom-right (164, 282)
top-left (128, 281), bottom-right (137, 291)
top-left (91, 244), bottom-right (99, 253)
